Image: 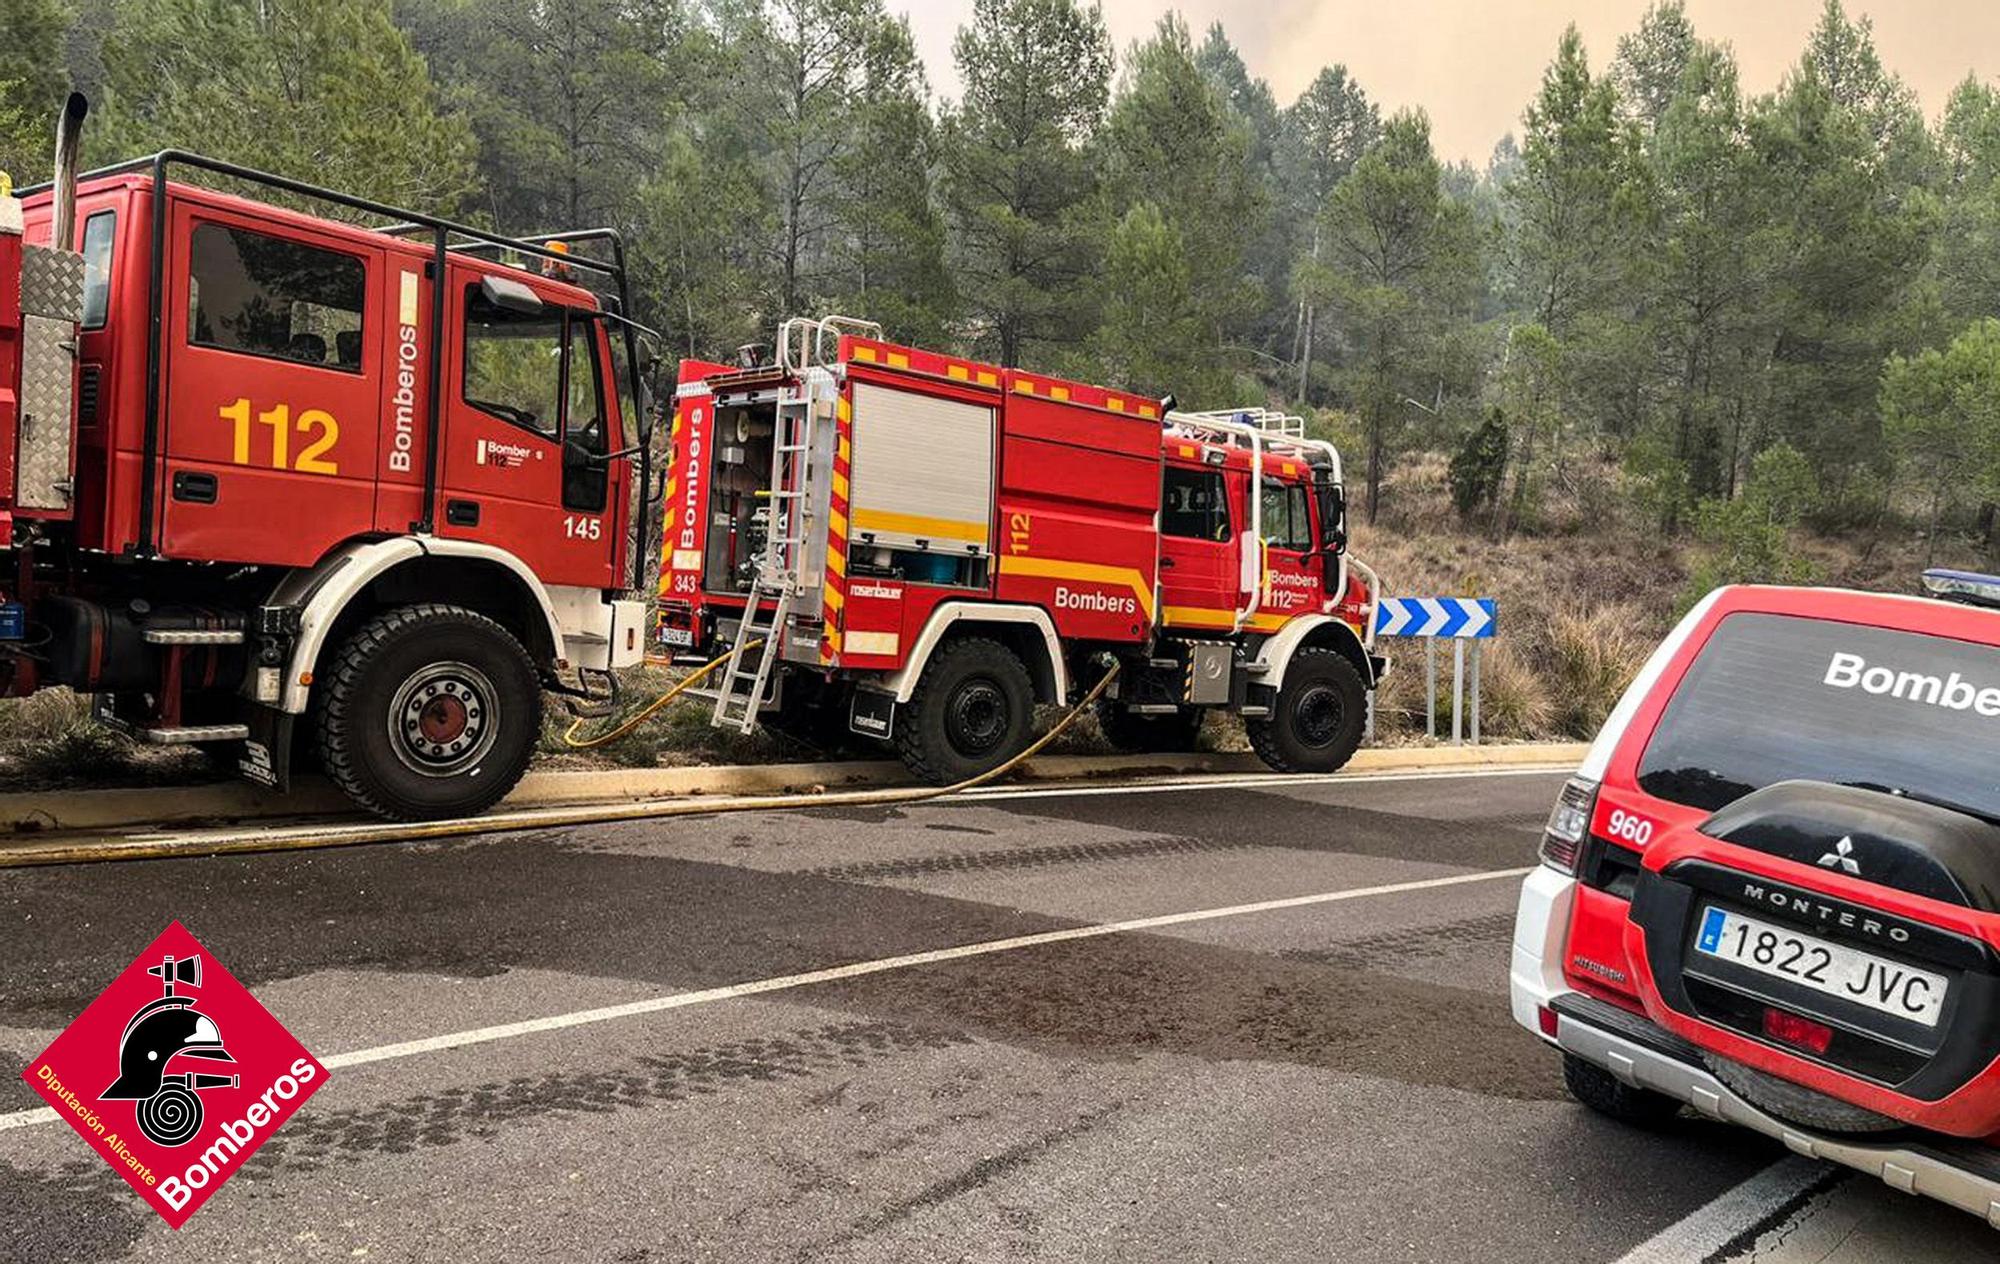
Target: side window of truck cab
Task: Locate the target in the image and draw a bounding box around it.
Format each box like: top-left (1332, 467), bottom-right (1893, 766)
top-left (188, 223), bottom-right (365, 371)
top-left (1259, 480), bottom-right (1313, 555)
top-left (1163, 466), bottom-right (1231, 542)
top-left (459, 285), bottom-right (611, 513)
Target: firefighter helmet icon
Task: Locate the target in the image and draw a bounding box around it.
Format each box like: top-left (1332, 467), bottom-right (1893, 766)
top-left (99, 954), bottom-right (239, 1146)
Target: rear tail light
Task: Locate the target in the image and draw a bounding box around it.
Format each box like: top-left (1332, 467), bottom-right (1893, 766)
top-left (1762, 1007), bottom-right (1834, 1056)
top-left (1539, 776), bottom-right (1599, 874)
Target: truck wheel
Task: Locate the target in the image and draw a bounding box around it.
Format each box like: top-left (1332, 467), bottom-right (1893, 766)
top-left (896, 636), bottom-right (1034, 785)
top-left (1563, 1054), bottom-right (1683, 1128)
top-left (1096, 700), bottom-right (1204, 753)
top-left (316, 604), bottom-right (541, 821)
top-left (1245, 647), bottom-right (1366, 774)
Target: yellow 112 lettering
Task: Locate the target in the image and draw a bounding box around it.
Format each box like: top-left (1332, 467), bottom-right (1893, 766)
top-left (220, 398), bottom-right (340, 475)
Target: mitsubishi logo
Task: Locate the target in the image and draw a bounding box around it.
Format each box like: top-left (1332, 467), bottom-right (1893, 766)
top-left (1818, 836), bottom-right (1861, 876)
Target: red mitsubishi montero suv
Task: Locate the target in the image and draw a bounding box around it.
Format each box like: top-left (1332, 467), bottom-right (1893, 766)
top-left (1513, 573), bottom-right (2000, 1227)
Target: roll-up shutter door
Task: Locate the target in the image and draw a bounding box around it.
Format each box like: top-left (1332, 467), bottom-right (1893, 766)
top-left (848, 381), bottom-right (994, 555)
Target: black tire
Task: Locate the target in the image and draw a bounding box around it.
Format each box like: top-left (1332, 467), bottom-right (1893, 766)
top-left (1563, 1053), bottom-right (1683, 1129)
top-left (895, 636), bottom-right (1035, 785)
top-left (316, 604), bottom-right (541, 821)
top-left (1096, 700), bottom-right (1205, 753)
top-left (1244, 647), bottom-right (1367, 774)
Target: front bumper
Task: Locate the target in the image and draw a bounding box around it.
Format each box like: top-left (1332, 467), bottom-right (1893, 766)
top-left (1553, 993), bottom-right (2000, 1230)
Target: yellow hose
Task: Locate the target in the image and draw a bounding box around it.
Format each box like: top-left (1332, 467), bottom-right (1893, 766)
top-left (26, 660), bottom-right (1130, 867)
top-left (561, 642), bottom-right (755, 750)
top-left (560, 642), bottom-right (1120, 807)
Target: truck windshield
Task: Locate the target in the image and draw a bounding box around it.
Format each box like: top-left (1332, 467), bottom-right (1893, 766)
top-left (1637, 611), bottom-right (2000, 822)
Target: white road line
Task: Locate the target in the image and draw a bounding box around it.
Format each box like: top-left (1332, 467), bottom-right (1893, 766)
top-left (111, 764), bottom-right (1569, 845)
top-left (0, 865), bottom-right (1530, 1135)
top-left (1611, 1155), bottom-right (1834, 1264)
top-left (959, 765), bottom-right (1567, 802)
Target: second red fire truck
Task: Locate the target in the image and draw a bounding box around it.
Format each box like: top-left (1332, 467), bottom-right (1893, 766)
top-left (656, 317), bottom-right (1387, 782)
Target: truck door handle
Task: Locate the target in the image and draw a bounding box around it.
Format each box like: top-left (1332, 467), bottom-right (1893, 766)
top-left (445, 499), bottom-right (480, 527)
top-left (1160, 557), bottom-right (1175, 568)
top-left (172, 471), bottom-right (217, 504)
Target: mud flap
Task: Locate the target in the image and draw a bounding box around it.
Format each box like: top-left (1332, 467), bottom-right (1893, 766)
top-left (240, 708), bottom-right (293, 792)
top-left (849, 689), bottom-right (895, 740)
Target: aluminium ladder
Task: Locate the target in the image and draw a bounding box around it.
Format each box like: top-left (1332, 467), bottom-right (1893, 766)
top-left (710, 368), bottom-right (830, 732)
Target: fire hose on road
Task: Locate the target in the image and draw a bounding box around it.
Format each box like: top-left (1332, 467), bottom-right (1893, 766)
top-left (4, 657), bottom-right (1126, 867)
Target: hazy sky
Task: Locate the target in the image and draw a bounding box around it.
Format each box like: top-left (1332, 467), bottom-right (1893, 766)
top-left (895, 0), bottom-right (2000, 164)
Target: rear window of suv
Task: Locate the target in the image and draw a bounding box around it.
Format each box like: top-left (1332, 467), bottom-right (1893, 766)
top-left (1637, 611), bottom-right (2000, 822)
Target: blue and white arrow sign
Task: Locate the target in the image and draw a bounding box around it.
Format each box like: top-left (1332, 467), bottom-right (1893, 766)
top-left (1375, 597), bottom-right (1497, 639)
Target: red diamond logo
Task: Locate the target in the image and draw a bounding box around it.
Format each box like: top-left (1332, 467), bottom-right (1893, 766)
top-left (21, 921), bottom-right (327, 1227)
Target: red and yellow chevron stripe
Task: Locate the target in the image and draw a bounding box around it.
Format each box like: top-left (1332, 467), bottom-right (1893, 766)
top-left (820, 393), bottom-right (852, 664)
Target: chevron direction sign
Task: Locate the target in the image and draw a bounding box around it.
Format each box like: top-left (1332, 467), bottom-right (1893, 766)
top-left (1375, 597), bottom-right (1497, 639)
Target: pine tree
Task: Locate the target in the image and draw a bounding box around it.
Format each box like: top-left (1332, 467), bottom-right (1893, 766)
top-left (1611, 1), bottom-right (1696, 136)
top-left (1089, 201), bottom-right (1205, 399)
top-left (95, 0), bottom-right (477, 214)
top-left (829, 15), bottom-right (952, 345)
top-left (1750, 0), bottom-right (1936, 504)
top-left (1646, 41), bottom-right (1775, 525)
top-left (1503, 26), bottom-right (1646, 336)
top-left (1279, 65), bottom-right (1379, 402)
top-left (1303, 110), bottom-right (1476, 522)
top-left (733, 0), bottom-right (883, 316)
top-left (0, 0), bottom-right (68, 185)
top-left (400, 0), bottom-right (675, 232)
top-left (1102, 15), bottom-right (1262, 403)
top-left (940, 0), bottom-right (1111, 367)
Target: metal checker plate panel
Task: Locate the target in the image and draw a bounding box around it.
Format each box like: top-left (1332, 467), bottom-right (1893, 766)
top-left (18, 313), bottom-right (77, 509)
top-left (20, 244), bottom-right (84, 321)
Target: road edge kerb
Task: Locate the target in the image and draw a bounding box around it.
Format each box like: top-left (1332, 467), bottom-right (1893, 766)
top-left (3, 742), bottom-right (1587, 836)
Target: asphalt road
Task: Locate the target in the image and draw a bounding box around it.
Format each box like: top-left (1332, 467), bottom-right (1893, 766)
top-left (0, 766), bottom-right (1982, 1261)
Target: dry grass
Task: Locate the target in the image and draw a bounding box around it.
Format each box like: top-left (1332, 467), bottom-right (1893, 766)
top-left (0, 687), bottom-right (209, 788)
top-left (1354, 456), bottom-right (1685, 743)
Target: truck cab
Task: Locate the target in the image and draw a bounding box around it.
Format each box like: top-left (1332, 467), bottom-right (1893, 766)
top-left (1, 110), bottom-right (650, 820)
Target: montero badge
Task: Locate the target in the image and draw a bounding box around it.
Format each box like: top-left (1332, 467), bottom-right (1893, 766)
top-left (22, 921), bottom-right (327, 1227)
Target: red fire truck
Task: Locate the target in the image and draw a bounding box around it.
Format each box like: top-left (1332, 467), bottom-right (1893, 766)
top-left (656, 317), bottom-right (1387, 782)
top-left (0, 98), bottom-right (651, 820)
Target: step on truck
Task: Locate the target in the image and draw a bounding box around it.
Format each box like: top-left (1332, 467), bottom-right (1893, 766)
top-left (655, 316), bottom-right (1388, 782)
top-left (0, 97), bottom-right (652, 819)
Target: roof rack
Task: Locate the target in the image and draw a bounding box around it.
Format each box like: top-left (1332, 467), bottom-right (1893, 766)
top-left (1164, 407), bottom-right (1342, 482)
top-left (777, 314), bottom-right (884, 375)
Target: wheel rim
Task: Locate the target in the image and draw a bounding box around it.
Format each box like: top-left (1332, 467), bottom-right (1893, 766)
top-left (1293, 684), bottom-right (1343, 749)
top-left (945, 677), bottom-right (1010, 757)
top-left (388, 661), bottom-right (499, 778)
